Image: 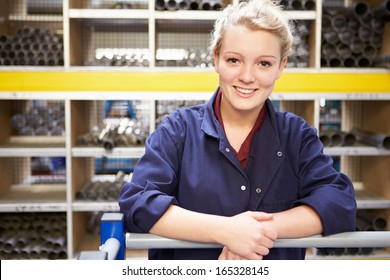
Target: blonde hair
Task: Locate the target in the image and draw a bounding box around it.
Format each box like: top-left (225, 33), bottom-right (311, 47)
top-left (209, 0), bottom-right (293, 60)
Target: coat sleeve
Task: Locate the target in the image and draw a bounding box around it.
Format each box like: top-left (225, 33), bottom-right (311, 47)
top-left (118, 115), bottom-right (183, 233)
top-left (293, 119), bottom-right (357, 236)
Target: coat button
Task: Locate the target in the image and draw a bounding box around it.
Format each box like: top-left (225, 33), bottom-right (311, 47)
top-left (241, 185), bottom-right (246, 191)
top-left (256, 188), bottom-right (262, 193)
top-left (277, 151), bottom-right (283, 157)
top-left (226, 147), bottom-right (230, 152)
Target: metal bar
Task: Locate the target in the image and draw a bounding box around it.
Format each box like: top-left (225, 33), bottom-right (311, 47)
top-left (126, 232), bottom-right (390, 249)
top-left (100, 213), bottom-right (126, 260)
top-left (100, 238), bottom-right (120, 260)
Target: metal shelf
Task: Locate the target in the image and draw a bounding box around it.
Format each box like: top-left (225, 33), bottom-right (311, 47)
top-left (72, 201), bottom-right (119, 212)
top-left (0, 147), bottom-right (67, 157)
top-left (68, 9), bottom-right (149, 19)
top-left (72, 146), bottom-right (145, 158)
top-left (8, 14), bottom-right (63, 22)
top-left (324, 146), bottom-right (390, 156)
top-left (0, 184), bottom-right (67, 212)
top-left (355, 189), bottom-right (390, 209)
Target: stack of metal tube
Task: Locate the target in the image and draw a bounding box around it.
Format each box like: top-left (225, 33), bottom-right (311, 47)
top-left (76, 117), bottom-right (149, 150)
top-left (10, 105), bottom-right (65, 136)
top-left (75, 171), bottom-right (128, 202)
top-left (287, 21), bottom-right (311, 68)
top-left (338, 210), bottom-right (387, 256)
top-left (321, 0), bottom-right (388, 68)
top-left (319, 130), bottom-right (357, 147)
top-left (156, 100), bottom-right (206, 126)
top-left (0, 213), bottom-right (67, 260)
top-left (155, 0), bottom-right (223, 11)
top-left (0, 26), bottom-right (64, 66)
top-left (280, 0), bottom-right (316, 10)
top-left (319, 128), bottom-right (390, 149)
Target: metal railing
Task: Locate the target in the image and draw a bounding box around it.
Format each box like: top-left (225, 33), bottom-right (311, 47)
top-left (78, 213), bottom-right (390, 260)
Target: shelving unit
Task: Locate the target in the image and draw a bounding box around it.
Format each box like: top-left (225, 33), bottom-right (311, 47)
top-left (0, 0), bottom-right (390, 260)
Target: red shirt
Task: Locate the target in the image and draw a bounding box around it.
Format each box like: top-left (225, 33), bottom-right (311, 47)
top-left (213, 90), bottom-right (266, 169)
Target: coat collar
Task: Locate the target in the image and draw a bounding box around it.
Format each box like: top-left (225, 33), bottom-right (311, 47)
top-left (201, 87), bottom-right (281, 143)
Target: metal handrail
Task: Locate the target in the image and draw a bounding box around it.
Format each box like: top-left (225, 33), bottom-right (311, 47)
top-left (126, 231), bottom-right (390, 249)
top-left (79, 213), bottom-right (390, 260)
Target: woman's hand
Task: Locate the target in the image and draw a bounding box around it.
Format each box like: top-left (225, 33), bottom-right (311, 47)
top-left (218, 246), bottom-right (252, 260)
top-left (218, 211), bottom-right (277, 260)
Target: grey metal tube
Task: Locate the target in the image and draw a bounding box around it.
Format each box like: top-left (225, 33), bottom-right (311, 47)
top-left (126, 232), bottom-right (390, 249)
top-left (155, 0), bottom-right (166, 10)
top-left (289, 0), bottom-right (302, 10)
top-left (302, 0), bottom-right (315, 10)
top-left (27, 0), bottom-right (63, 14)
top-left (189, 0), bottom-right (200, 10)
top-left (100, 238), bottom-right (120, 260)
top-left (341, 131), bottom-right (357, 146)
top-left (177, 0), bottom-right (191, 10)
top-left (372, 0), bottom-right (390, 20)
top-left (373, 55), bottom-right (390, 68)
top-left (351, 128), bottom-right (390, 149)
top-left (356, 55), bottom-right (372, 67)
top-left (343, 56), bottom-right (357, 67)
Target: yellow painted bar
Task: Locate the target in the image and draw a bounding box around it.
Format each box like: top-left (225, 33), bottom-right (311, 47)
top-left (0, 71), bottom-right (389, 92)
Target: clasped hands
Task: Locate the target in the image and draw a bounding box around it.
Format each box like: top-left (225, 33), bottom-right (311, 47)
top-left (218, 211), bottom-right (277, 260)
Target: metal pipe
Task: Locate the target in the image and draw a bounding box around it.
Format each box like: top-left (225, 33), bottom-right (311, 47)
top-left (372, 0), bottom-right (390, 21)
top-left (189, 0), bottom-right (200, 10)
top-left (27, 0), bottom-right (63, 14)
top-left (373, 54), bottom-right (390, 68)
top-left (177, 0), bottom-right (191, 10)
top-left (343, 56), bottom-right (357, 67)
top-left (155, 0), bottom-right (166, 10)
top-left (289, 0), bottom-right (302, 10)
top-left (350, 128), bottom-right (390, 149)
top-left (331, 13), bottom-right (348, 32)
top-left (100, 238), bottom-right (120, 260)
top-left (126, 232), bottom-right (390, 249)
top-left (323, 30), bottom-right (339, 45)
top-left (356, 55), bottom-right (372, 67)
top-left (302, 0), bottom-right (315, 10)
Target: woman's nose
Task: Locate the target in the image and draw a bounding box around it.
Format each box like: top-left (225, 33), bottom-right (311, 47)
top-left (238, 64), bottom-right (255, 83)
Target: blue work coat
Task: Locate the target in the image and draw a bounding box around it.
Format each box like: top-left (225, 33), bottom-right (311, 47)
top-left (119, 89), bottom-right (357, 260)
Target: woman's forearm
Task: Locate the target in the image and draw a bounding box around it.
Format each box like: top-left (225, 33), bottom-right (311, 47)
top-left (149, 204), bottom-right (228, 244)
top-left (263, 205), bottom-right (323, 238)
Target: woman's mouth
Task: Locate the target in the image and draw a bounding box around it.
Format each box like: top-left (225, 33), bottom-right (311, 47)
top-left (235, 86), bottom-right (256, 95)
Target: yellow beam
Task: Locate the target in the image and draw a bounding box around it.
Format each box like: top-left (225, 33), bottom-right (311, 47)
top-left (0, 71), bottom-right (389, 93)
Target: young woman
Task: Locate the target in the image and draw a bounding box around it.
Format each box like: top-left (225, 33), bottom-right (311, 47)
top-left (119, 0), bottom-right (357, 260)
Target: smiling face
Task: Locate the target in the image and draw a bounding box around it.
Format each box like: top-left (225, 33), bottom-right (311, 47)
top-left (214, 25), bottom-right (287, 117)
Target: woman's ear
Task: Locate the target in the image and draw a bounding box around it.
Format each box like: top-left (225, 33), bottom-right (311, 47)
top-left (276, 57), bottom-right (287, 79)
top-left (213, 50), bottom-right (219, 73)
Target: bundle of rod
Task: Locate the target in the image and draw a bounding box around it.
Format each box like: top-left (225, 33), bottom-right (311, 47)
top-left (280, 0), bottom-right (316, 10)
top-left (287, 21), bottom-right (311, 68)
top-left (155, 48), bottom-right (214, 68)
top-left (0, 213), bottom-right (67, 260)
top-left (156, 100), bottom-right (206, 126)
top-left (155, 0), bottom-right (223, 11)
top-left (321, 1), bottom-right (386, 68)
top-left (10, 105), bottom-right (65, 136)
top-left (89, 0), bottom-right (148, 9)
top-left (75, 171), bottom-right (128, 202)
top-left (0, 26), bottom-right (64, 66)
top-left (319, 130), bottom-right (356, 147)
top-left (352, 210), bottom-right (388, 255)
top-left (350, 128), bottom-right (390, 149)
top-left (76, 118), bottom-right (149, 150)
